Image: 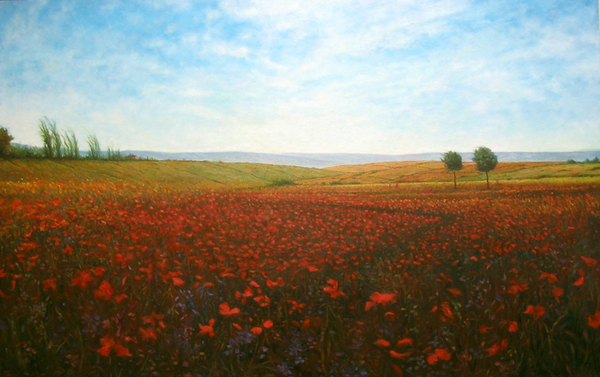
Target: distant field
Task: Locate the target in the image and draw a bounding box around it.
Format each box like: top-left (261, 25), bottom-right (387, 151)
top-left (0, 159), bottom-right (337, 187)
top-left (302, 161), bottom-right (600, 185)
top-left (1, 159), bottom-right (600, 188)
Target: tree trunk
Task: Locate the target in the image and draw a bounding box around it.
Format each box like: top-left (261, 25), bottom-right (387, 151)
top-left (453, 171), bottom-right (457, 189)
top-left (486, 172), bottom-right (489, 189)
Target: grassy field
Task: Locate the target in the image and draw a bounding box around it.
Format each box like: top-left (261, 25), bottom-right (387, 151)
top-left (2, 159), bottom-right (600, 188)
top-left (0, 159), bottom-right (337, 187)
top-left (302, 161), bottom-right (600, 185)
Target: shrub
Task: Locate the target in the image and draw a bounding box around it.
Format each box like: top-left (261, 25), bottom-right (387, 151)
top-left (269, 178), bottom-right (296, 187)
top-left (9, 144), bottom-right (44, 158)
top-left (0, 126), bottom-right (13, 158)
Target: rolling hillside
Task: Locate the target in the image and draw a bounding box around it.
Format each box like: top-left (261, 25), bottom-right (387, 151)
top-left (0, 159), bottom-right (338, 187)
top-left (1, 159), bottom-right (600, 187)
top-left (300, 161), bottom-right (600, 185)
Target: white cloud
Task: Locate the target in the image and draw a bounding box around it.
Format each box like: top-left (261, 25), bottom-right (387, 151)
top-left (211, 41), bottom-right (250, 58)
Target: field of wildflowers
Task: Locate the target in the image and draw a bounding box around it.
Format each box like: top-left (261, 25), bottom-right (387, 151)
top-left (1, 179), bottom-right (599, 376)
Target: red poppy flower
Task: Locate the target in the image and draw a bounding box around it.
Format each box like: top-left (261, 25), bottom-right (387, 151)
top-left (197, 319), bottom-right (216, 337)
top-left (581, 256), bottom-right (597, 267)
top-left (539, 272), bottom-right (558, 284)
top-left (71, 270), bottom-right (94, 289)
top-left (139, 327), bottom-right (157, 341)
top-left (323, 279), bottom-right (344, 298)
top-left (396, 338), bottom-right (413, 347)
top-left (365, 292), bottom-right (396, 311)
top-left (42, 278), bottom-right (57, 292)
top-left (524, 305), bottom-right (545, 320)
top-left (219, 302), bottom-right (240, 316)
top-left (94, 280), bottom-right (114, 301)
top-left (588, 310), bottom-right (600, 329)
top-left (97, 335), bottom-right (131, 357)
top-left (390, 350), bottom-right (411, 359)
top-left (552, 287), bottom-right (564, 303)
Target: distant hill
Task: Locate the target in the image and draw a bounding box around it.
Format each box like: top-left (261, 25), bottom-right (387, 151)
top-left (121, 150), bottom-right (600, 168)
top-left (0, 159), bottom-right (336, 186)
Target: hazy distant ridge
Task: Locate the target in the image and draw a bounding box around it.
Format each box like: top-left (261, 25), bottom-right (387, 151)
top-left (122, 151), bottom-right (600, 168)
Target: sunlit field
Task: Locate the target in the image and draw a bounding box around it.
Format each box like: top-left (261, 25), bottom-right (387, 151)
top-left (1, 178), bottom-right (599, 376)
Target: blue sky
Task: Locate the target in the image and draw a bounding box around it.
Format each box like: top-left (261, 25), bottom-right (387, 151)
top-left (1, 0), bottom-right (599, 154)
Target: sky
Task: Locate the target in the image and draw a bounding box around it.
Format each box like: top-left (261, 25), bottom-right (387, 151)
top-left (0, 0), bottom-right (599, 154)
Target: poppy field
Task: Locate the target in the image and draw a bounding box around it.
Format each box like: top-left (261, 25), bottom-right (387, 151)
top-left (1, 179), bottom-right (600, 376)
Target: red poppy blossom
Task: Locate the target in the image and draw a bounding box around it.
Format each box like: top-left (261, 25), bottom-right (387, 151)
top-left (539, 272), bottom-right (558, 284)
top-left (552, 287), bottom-right (564, 303)
top-left (581, 256), bottom-right (597, 267)
top-left (71, 270), bottom-right (94, 289)
top-left (97, 335), bottom-right (131, 357)
top-left (427, 348), bottom-right (451, 365)
top-left (486, 339), bottom-right (508, 356)
top-left (219, 302), bottom-right (240, 316)
top-left (365, 292), bottom-right (396, 311)
top-left (390, 350), bottom-right (411, 359)
top-left (251, 327), bottom-right (263, 335)
top-left (396, 338), bottom-right (413, 347)
top-left (524, 305), bottom-right (545, 320)
top-left (323, 279), bottom-right (344, 298)
top-left (139, 327), bottom-right (158, 341)
top-left (94, 280), bottom-right (114, 301)
top-left (42, 278), bottom-right (57, 292)
top-left (197, 319), bottom-right (216, 337)
top-left (588, 310), bottom-right (600, 329)
top-left (446, 288), bottom-right (462, 297)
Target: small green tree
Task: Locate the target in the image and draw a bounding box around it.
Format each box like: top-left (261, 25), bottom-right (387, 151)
top-left (62, 130), bottom-right (79, 159)
top-left (472, 146), bottom-right (498, 189)
top-left (0, 126), bottom-right (14, 157)
top-left (51, 123), bottom-right (62, 158)
top-left (441, 151), bottom-right (463, 189)
top-left (39, 118), bottom-right (55, 158)
top-left (87, 134), bottom-right (101, 159)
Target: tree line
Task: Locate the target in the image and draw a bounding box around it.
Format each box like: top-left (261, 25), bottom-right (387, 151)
top-left (441, 147), bottom-right (498, 189)
top-left (0, 118), bottom-right (139, 160)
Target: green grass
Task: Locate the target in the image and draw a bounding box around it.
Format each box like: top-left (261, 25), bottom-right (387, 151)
top-left (0, 159), bottom-right (340, 187)
top-left (2, 159), bottom-right (600, 189)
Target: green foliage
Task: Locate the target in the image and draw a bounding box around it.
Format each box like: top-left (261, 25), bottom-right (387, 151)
top-left (51, 123), bottom-right (62, 158)
top-left (38, 118), bottom-right (56, 158)
top-left (441, 151), bottom-right (463, 172)
top-left (0, 126), bottom-right (13, 158)
top-left (62, 130), bottom-right (79, 159)
top-left (473, 146), bottom-right (498, 189)
top-left (107, 146), bottom-right (126, 161)
top-left (472, 146), bottom-right (498, 173)
top-left (441, 151), bottom-right (463, 189)
top-left (9, 144), bottom-right (44, 158)
top-left (269, 178), bottom-right (297, 187)
top-left (86, 134), bottom-right (102, 160)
